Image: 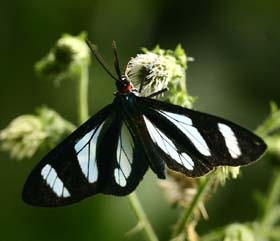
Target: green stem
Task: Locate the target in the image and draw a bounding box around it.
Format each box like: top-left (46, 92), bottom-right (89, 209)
top-left (78, 61), bottom-right (89, 124)
top-left (262, 227), bottom-right (280, 239)
top-left (260, 169), bottom-right (280, 226)
top-left (128, 192), bottom-right (159, 241)
top-left (172, 176), bottom-right (212, 239)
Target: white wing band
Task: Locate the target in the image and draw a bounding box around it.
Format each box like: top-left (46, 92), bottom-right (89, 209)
top-left (144, 116), bottom-right (194, 170)
top-left (74, 122), bottom-right (105, 183)
top-left (114, 124), bottom-right (134, 187)
top-left (159, 111), bottom-right (211, 156)
top-left (218, 123), bottom-right (242, 158)
top-left (41, 164), bottom-right (70, 198)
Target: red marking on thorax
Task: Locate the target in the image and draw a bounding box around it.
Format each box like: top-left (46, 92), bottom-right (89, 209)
top-left (119, 84), bottom-right (133, 93)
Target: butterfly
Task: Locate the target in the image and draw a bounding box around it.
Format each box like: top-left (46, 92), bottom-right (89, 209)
top-left (22, 40), bottom-right (267, 207)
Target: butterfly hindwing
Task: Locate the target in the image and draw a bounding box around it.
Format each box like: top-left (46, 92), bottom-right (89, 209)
top-left (138, 97), bottom-right (266, 177)
top-left (99, 117), bottom-right (149, 195)
top-left (143, 114), bottom-right (212, 177)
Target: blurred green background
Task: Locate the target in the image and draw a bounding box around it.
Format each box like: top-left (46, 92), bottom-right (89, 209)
top-left (0, 0), bottom-right (279, 240)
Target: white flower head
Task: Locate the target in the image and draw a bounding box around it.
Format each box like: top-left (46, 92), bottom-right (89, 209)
top-left (125, 45), bottom-right (195, 108)
top-left (125, 52), bottom-right (172, 96)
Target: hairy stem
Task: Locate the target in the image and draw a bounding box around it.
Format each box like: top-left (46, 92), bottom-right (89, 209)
top-left (78, 62), bottom-right (89, 124)
top-left (128, 193), bottom-right (159, 241)
top-left (172, 176), bottom-right (212, 239)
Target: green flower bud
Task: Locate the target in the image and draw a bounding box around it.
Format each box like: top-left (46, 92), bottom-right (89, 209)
top-left (35, 32), bottom-right (90, 85)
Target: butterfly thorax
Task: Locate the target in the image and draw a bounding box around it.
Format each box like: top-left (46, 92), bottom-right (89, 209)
top-left (116, 75), bottom-right (137, 95)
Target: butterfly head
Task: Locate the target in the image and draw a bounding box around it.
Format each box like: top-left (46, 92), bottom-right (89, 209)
top-left (85, 40), bottom-right (138, 95)
top-left (116, 75), bottom-right (136, 95)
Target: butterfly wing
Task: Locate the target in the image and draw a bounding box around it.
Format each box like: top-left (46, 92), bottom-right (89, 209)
top-left (22, 102), bottom-right (150, 207)
top-left (22, 104), bottom-right (113, 206)
top-left (99, 116), bottom-right (149, 196)
top-left (137, 97), bottom-right (266, 177)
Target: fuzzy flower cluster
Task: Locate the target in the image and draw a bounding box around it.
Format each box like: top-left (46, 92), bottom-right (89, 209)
top-left (0, 107), bottom-right (75, 160)
top-left (125, 52), bottom-right (171, 96)
top-left (212, 166), bottom-right (240, 186)
top-left (0, 115), bottom-right (46, 160)
top-left (125, 45), bottom-right (195, 108)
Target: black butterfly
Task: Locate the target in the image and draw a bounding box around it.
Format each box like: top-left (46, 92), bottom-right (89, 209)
top-left (22, 40), bottom-right (266, 207)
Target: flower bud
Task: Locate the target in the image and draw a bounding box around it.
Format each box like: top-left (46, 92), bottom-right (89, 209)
top-left (35, 32), bottom-right (90, 84)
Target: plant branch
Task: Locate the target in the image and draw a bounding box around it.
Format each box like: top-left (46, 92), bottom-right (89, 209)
top-left (199, 228), bottom-right (225, 241)
top-left (260, 169), bottom-right (280, 227)
top-left (171, 176), bottom-right (212, 240)
top-left (128, 193), bottom-right (159, 241)
top-left (78, 62), bottom-right (89, 124)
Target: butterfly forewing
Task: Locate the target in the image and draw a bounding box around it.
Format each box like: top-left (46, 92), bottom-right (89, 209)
top-left (22, 105), bottom-right (114, 207)
top-left (22, 102), bottom-right (150, 206)
top-left (138, 97), bottom-right (266, 177)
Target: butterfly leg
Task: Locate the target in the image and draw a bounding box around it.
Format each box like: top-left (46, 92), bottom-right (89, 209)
top-left (147, 88), bottom-right (169, 98)
top-left (139, 69), bottom-right (149, 94)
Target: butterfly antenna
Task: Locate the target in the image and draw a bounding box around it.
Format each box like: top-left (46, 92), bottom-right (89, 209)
top-left (85, 39), bottom-right (119, 81)
top-left (112, 41), bottom-right (122, 80)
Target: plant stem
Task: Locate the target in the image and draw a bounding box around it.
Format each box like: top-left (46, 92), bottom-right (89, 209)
top-left (172, 176), bottom-right (212, 239)
top-left (199, 229), bottom-right (225, 241)
top-left (128, 193), bottom-right (159, 241)
top-left (78, 61), bottom-right (89, 124)
top-left (260, 169), bottom-right (280, 226)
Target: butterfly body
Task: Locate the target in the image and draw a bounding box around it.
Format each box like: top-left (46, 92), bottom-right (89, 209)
top-left (114, 91), bottom-right (167, 179)
top-left (22, 42), bottom-right (266, 207)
